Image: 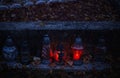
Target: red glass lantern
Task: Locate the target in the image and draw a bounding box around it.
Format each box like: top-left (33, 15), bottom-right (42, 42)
top-left (49, 49), bottom-right (59, 62)
top-left (72, 37), bottom-right (83, 61)
top-left (54, 43), bottom-right (64, 62)
top-left (72, 47), bottom-right (83, 60)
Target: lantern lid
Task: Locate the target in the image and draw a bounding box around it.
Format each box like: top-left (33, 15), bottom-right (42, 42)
top-left (71, 46), bottom-right (83, 50)
top-left (56, 43), bottom-right (64, 51)
top-left (72, 37), bottom-right (83, 50)
top-left (43, 34), bottom-right (50, 45)
top-left (74, 37), bottom-right (82, 45)
top-left (5, 36), bottom-right (14, 46)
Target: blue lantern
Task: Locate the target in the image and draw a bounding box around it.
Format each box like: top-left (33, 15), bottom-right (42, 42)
top-left (95, 38), bottom-right (107, 61)
top-left (2, 36), bottom-right (18, 62)
top-left (21, 41), bottom-right (30, 64)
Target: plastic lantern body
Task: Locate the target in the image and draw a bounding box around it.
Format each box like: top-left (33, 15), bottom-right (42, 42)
top-left (21, 41), bottom-right (30, 64)
top-left (55, 43), bottom-right (64, 65)
top-left (72, 37), bottom-right (83, 65)
top-left (41, 34), bottom-right (50, 64)
top-left (2, 36), bottom-right (18, 62)
top-left (95, 38), bottom-right (107, 61)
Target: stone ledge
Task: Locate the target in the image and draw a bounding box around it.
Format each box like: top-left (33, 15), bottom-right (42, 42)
top-left (0, 21), bottom-right (120, 30)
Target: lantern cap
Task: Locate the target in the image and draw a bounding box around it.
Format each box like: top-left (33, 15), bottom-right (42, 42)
top-left (71, 46), bottom-right (83, 50)
top-left (72, 37), bottom-right (83, 49)
top-left (5, 36), bottom-right (14, 46)
top-left (56, 43), bottom-right (64, 51)
top-left (74, 37), bottom-right (82, 45)
top-left (43, 34), bottom-right (50, 45)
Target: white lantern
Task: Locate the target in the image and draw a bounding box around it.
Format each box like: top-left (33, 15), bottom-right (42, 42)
top-left (41, 34), bottom-right (50, 64)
